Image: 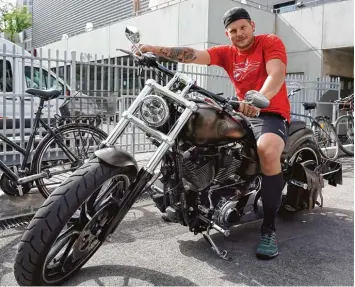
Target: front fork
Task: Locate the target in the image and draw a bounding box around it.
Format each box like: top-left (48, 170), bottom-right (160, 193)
top-left (96, 78), bottom-right (197, 240)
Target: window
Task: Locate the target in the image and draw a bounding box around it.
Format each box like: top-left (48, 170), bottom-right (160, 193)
top-left (25, 66), bottom-right (64, 94)
top-left (0, 60), bottom-right (13, 92)
top-left (273, 1), bottom-right (296, 13)
top-left (24, 39), bottom-right (32, 51)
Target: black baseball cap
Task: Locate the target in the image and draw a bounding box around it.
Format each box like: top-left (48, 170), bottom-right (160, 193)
top-left (223, 7), bottom-right (251, 28)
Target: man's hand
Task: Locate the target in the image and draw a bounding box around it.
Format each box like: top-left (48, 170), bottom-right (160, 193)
top-left (238, 103), bottom-right (260, 117)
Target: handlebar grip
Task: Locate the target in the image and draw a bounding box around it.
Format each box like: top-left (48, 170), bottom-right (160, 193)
top-left (228, 100), bottom-right (240, 111)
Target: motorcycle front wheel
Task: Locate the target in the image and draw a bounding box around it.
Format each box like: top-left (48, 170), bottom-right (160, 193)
top-left (14, 157), bottom-right (136, 286)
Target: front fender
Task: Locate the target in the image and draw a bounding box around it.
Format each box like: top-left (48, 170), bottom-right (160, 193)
top-left (94, 146), bottom-right (138, 173)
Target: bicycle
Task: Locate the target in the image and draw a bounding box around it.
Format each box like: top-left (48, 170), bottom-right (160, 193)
top-left (333, 93), bottom-right (354, 156)
top-left (288, 85), bottom-right (339, 160)
top-left (0, 88), bottom-right (107, 198)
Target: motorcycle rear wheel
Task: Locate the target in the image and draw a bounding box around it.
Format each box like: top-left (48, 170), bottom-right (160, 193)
top-left (14, 157), bottom-right (136, 286)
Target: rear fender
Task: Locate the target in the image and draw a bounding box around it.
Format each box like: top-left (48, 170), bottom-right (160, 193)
top-left (94, 146), bottom-right (138, 174)
top-left (282, 128), bottom-right (314, 160)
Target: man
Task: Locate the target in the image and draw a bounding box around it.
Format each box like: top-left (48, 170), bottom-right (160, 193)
top-left (138, 7), bottom-right (290, 260)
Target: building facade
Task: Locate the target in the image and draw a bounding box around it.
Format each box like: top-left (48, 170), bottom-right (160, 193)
top-left (32, 0), bottom-right (150, 48)
top-left (33, 0), bottom-right (354, 98)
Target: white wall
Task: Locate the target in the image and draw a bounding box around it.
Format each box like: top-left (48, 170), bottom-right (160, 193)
top-left (322, 0), bottom-right (354, 49)
top-left (39, 0), bottom-right (353, 81)
top-left (276, 0), bottom-right (354, 78)
top-left (40, 0), bottom-right (209, 61)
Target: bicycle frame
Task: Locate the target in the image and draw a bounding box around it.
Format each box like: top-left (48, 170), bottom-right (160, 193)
top-left (0, 99), bottom-right (80, 184)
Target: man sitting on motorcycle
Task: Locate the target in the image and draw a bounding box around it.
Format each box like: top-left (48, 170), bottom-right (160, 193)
top-left (137, 7), bottom-right (291, 260)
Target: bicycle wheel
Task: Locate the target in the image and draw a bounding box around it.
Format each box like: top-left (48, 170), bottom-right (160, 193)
top-left (312, 116), bottom-right (339, 160)
top-left (31, 123), bottom-right (107, 198)
top-left (335, 114), bottom-right (354, 156)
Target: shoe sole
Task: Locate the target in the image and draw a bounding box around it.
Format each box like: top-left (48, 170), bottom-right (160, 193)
top-left (256, 251), bottom-right (279, 260)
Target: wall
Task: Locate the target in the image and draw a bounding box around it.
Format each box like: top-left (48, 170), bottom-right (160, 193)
top-left (322, 0), bottom-right (354, 49)
top-left (32, 0), bottom-right (150, 48)
top-left (39, 0), bottom-right (353, 82)
top-left (208, 0), bottom-right (275, 45)
top-left (323, 49), bottom-right (354, 78)
top-left (275, 0), bottom-right (354, 78)
top-left (40, 0), bottom-right (210, 61)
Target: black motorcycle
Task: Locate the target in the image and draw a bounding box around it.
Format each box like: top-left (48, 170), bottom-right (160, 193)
top-left (13, 26), bottom-right (342, 286)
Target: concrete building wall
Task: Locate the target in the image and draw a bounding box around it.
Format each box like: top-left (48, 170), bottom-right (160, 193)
top-left (323, 49), bottom-right (354, 79)
top-left (32, 0), bottom-right (150, 48)
top-left (207, 0), bottom-right (275, 45)
top-left (276, 0), bottom-right (354, 78)
top-left (322, 0), bottom-right (354, 49)
top-left (38, 0), bottom-right (353, 82)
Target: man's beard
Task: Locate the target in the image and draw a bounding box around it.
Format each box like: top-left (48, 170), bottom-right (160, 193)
top-left (234, 37), bottom-right (253, 50)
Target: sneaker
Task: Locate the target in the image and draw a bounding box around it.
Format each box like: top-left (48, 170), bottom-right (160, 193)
top-left (256, 227), bottom-right (279, 259)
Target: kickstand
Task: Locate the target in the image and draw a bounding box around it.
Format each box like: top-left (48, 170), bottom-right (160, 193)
top-left (202, 226), bottom-right (232, 261)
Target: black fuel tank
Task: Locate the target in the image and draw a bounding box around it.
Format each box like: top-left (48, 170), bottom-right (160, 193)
top-left (180, 102), bottom-right (247, 146)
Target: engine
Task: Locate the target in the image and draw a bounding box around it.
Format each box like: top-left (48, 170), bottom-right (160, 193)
top-left (181, 144), bottom-right (243, 192)
top-left (180, 144), bottom-right (261, 231)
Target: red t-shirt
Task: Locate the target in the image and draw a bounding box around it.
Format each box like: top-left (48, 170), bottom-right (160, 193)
top-left (207, 34), bottom-right (290, 122)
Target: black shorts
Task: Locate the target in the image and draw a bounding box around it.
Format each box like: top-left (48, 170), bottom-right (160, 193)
top-left (249, 112), bottom-right (289, 144)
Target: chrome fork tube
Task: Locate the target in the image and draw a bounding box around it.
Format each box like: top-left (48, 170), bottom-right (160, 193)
top-left (145, 107), bottom-right (195, 173)
top-left (103, 85), bottom-right (153, 146)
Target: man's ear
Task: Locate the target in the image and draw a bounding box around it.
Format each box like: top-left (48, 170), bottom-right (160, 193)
top-left (250, 20), bottom-right (256, 32)
top-left (225, 30), bottom-right (229, 38)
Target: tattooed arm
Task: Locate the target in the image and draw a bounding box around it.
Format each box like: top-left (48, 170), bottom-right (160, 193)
top-left (138, 44), bottom-right (211, 65)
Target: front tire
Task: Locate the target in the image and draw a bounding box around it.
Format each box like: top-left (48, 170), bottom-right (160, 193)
top-left (14, 158), bottom-right (136, 286)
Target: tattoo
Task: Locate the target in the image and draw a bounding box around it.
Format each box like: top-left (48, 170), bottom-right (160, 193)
top-left (158, 47), bottom-right (197, 63)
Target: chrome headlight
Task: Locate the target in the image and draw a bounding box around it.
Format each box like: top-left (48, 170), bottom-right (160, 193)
top-left (139, 95), bottom-right (169, 127)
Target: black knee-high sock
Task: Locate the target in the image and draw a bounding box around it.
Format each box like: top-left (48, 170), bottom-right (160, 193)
top-left (261, 173), bottom-right (283, 231)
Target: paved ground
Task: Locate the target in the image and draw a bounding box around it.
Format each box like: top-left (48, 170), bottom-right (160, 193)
top-left (0, 156), bottom-right (352, 286)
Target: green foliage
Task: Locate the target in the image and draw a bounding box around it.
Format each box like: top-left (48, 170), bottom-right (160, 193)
top-left (0, 4), bottom-right (32, 43)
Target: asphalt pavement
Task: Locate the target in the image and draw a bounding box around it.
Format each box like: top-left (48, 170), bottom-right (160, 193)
top-left (0, 156), bottom-right (353, 286)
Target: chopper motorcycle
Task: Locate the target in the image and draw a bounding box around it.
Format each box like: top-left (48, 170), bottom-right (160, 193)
top-left (13, 27), bottom-right (342, 286)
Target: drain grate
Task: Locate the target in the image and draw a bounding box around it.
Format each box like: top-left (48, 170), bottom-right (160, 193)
top-left (0, 193), bottom-right (153, 231)
top-left (0, 214), bottom-right (35, 230)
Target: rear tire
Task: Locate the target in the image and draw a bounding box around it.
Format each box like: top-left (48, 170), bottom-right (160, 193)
top-left (279, 139), bottom-right (321, 214)
top-left (14, 158), bottom-right (136, 286)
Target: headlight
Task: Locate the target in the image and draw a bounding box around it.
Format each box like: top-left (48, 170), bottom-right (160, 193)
top-left (139, 95), bottom-right (169, 127)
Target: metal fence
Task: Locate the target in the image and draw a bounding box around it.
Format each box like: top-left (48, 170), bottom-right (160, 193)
top-left (0, 46), bottom-right (341, 165)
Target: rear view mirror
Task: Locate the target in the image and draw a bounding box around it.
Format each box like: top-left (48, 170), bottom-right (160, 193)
top-left (125, 26), bottom-right (140, 44)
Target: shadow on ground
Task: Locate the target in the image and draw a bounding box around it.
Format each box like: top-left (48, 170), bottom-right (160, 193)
top-left (68, 264), bottom-right (197, 286)
top-left (176, 207), bottom-right (354, 286)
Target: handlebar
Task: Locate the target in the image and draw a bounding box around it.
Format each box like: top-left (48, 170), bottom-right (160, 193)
top-left (117, 48), bottom-right (231, 108)
top-left (288, 88), bottom-right (302, 98)
top-left (154, 61), bottom-right (228, 104)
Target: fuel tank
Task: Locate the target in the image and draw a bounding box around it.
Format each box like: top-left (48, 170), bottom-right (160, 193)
top-left (180, 101), bottom-right (247, 146)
